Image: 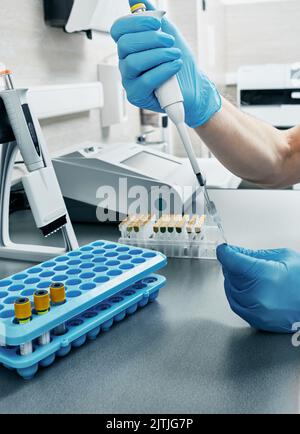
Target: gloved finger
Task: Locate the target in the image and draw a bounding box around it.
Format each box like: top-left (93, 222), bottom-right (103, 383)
top-left (224, 278), bottom-right (254, 317)
top-left (217, 244), bottom-right (262, 278)
top-left (225, 294), bottom-right (277, 333)
top-left (136, 59), bottom-right (183, 96)
top-left (127, 0), bottom-right (186, 55)
top-left (223, 270), bottom-right (258, 308)
top-left (118, 30), bottom-right (175, 59)
top-left (223, 245), bottom-right (287, 261)
top-left (224, 278), bottom-right (260, 328)
top-left (129, 0), bottom-right (156, 10)
top-left (111, 15), bottom-right (160, 42)
top-left (120, 47), bottom-right (182, 79)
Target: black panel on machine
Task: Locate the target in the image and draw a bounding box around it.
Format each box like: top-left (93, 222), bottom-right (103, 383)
top-left (0, 97), bottom-right (15, 143)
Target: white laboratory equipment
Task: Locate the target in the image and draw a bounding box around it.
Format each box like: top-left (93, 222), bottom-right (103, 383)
top-left (52, 143), bottom-right (240, 220)
top-left (52, 144), bottom-right (200, 218)
top-left (0, 69), bottom-right (78, 262)
top-left (237, 63), bottom-right (300, 129)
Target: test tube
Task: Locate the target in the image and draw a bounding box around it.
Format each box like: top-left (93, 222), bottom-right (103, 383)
top-left (193, 215), bottom-right (206, 258)
top-left (139, 215), bottom-right (155, 245)
top-left (194, 215), bottom-right (206, 235)
top-left (160, 215), bottom-right (171, 254)
top-left (34, 290), bottom-right (51, 346)
top-left (119, 216), bottom-right (131, 239)
top-left (153, 217), bottom-right (160, 235)
top-left (186, 215), bottom-right (197, 239)
top-left (159, 215), bottom-right (171, 236)
top-left (168, 215), bottom-right (182, 256)
top-left (153, 217), bottom-right (160, 250)
top-left (167, 216), bottom-right (175, 236)
top-left (50, 283), bottom-right (67, 336)
top-left (120, 215), bottom-right (137, 239)
top-left (132, 215), bottom-right (148, 244)
top-left (176, 215), bottom-right (189, 257)
top-left (14, 298), bottom-right (33, 356)
top-left (175, 215), bottom-right (189, 238)
top-left (129, 216), bottom-right (139, 242)
top-left (185, 215), bottom-right (197, 256)
top-left (127, 216), bottom-right (140, 239)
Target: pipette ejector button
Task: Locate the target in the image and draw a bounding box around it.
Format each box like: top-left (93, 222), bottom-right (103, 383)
top-left (131, 3), bottom-right (147, 13)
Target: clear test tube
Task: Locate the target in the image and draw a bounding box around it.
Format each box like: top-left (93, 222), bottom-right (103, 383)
top-left (119, 216), bottom-right (133, 239)
top-left (153, 218), bottom-right (161, 250)
top-left (160, 215), bottom-right (171, 255)
top-left (146, 215), bottom-right (156, 239)
top-left (124, 215), bottom-right (137, 240)
top-left (193, 215), bottom-right (206, 258)
top-left (175, 215), bottom-right (189, 257)
top-left (34, 290), bottom-right (51, 346)
top-left (140, 215), bottom-right (155, 245)
top-left (14, 298), bottom-right (33, 356)
top-left (170, 215), bottom-right (182, 257)
top-left (154, 216), bottom-right (164, 242)
top-left (186, 215), bottom-right (197, 256)
top-left (128, 216), bottom-right (140, 241)
top-left (186, 215), bottom-right (197, 240)
top-left (134, 215), bottom-right (149, 244)
top-left (132, 217), bottom-right (141, 244)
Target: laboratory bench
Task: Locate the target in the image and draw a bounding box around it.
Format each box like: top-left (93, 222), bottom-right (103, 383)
top-left (0, 189), bottom-right (300, 414)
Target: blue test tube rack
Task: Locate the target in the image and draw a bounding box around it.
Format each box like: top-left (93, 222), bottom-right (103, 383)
top-left (0, 240), bottom-right (167, 379)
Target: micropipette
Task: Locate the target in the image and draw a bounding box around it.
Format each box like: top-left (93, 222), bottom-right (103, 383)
top-left (130, 3), bottom-right (227, 243)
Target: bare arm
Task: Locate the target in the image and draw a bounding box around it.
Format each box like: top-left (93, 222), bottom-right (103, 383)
top-left (196, 97), bottom-right (300, 188)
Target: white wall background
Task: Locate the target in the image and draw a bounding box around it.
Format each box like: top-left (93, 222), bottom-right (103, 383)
top-left (225, 0), bottom-right (300, 79)
top-left (0, 0), bottom-right (140, 155)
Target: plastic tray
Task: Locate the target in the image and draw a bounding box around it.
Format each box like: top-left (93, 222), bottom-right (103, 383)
top-left (0, 240), bottom-right (167, 346)
top-left (0, 274), bottom-right (165, 380)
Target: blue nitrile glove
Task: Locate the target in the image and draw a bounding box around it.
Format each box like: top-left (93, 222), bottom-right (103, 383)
top-left (217, 244), bottom-right (300, 333)
top-left (110, 0), bottom-right (221, 128)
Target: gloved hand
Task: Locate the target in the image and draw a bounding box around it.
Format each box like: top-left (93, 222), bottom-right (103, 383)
top-left (110, 0), bottom-right (221, 128)
top-left (217, 244), bottom-right (300, 333)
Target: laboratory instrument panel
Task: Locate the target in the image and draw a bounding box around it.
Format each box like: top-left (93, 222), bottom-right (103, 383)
top-left (0, 241), bottom-right (167, 380)
top-left (119, 214), bottom-right (221, 260)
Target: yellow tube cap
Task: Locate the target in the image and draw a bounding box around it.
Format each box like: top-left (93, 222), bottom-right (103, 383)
top-left (34, 290), bottom-right (50, 314)
top-left (14, 298), bottom-right (32, 321)
top-left (131, 3), bottom-right (146, 13)
top-left (50, 282), bottom-right (66, 305)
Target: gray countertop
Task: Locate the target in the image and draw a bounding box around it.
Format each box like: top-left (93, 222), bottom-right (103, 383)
top-left (1, 190), bottom-right (300, 414)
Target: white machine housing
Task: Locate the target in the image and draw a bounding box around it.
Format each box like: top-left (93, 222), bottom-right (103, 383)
top-left (53, 143), bottom-right (200, 218)
top-left (53, 143), bottom-right (240, 220)
top-left (237, 63), bottom-right (300, 129)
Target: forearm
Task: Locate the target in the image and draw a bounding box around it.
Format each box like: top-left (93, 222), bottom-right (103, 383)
top-left (196, 97), bottom-right (298, 187)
